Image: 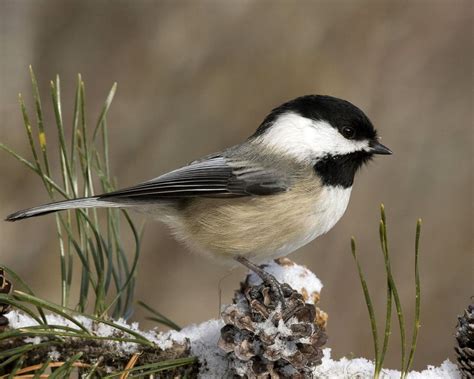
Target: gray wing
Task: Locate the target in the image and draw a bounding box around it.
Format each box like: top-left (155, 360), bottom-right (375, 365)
top-left (99, 155), bottom-right (289, 200)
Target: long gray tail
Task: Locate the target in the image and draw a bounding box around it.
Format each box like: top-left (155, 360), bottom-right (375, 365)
top-left (5, 197), bottom-right (122, 222)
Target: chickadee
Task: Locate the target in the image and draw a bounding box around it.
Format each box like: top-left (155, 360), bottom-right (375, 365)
top-left (6, 95), bottom-right (391, 271)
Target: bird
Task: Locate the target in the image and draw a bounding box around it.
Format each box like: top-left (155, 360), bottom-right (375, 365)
top-left (5, 95), bottom-right (391, 284)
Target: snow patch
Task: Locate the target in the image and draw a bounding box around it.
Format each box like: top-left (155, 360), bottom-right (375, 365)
top-left (4, 309), bottom-right (461, 378)
top-left (155, 319), bottom-right (228, 378)
top-left (24, 336), bottom-right (42, 345)
top-left (48, 348), bottom-right (61, 362)
top-left (313, 349), bottom-right (461, 379)
top-left (247, 259), bottom-right (323, 303)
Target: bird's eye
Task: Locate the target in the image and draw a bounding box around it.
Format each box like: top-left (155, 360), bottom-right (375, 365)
top-left (342, 126), bottom-right (356, 139)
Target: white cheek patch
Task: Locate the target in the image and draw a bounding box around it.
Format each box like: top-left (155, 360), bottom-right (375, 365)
top-left (256, 112), bottom-right (369, 162)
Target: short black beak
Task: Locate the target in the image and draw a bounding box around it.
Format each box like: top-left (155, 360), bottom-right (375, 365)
top-left (369, 140), bottom-right (392, 155)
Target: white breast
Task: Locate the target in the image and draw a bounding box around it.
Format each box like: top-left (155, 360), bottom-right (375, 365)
top-left (269, 185), bottom-right (352, 260)
top-left (311, 185), bottom-right (352, 235)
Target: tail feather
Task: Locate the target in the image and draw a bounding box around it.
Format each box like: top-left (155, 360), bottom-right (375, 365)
top-left (5, 197), bottom-right (120, 222)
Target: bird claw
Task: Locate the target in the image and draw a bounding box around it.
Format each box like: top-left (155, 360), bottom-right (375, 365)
top-left (235, 256), bottom-right (287, 307)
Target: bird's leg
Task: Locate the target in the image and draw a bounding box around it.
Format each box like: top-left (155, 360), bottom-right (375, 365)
top-left (235, 256), bottom-right (285, 305)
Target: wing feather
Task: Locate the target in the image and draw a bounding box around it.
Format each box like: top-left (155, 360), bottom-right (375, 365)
top-left (99, 156), bottom-right (288, 200)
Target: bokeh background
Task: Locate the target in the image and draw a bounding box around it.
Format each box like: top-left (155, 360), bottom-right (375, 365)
top-left (1, 0), bottom-right (472, 371)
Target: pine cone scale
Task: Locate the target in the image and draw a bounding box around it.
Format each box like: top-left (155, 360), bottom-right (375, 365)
top-left (455, 303), bottom-right (474, 377)
top-left (219, 259), bottom-right (327, 377)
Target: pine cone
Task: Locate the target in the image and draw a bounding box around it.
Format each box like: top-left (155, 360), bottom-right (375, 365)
top-left (218, 260), bottom-right (327, 378)
top-left (455, 302), bottom-right (474, 378)
top-left (0, 268), bottom-right (13, 331)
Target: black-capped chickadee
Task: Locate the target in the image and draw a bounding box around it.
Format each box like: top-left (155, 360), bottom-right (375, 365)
top-left (6, 95), bottom-right (391, 272)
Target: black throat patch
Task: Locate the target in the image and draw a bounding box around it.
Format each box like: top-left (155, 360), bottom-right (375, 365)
top-left (313, 152), bottom-right (372, 188)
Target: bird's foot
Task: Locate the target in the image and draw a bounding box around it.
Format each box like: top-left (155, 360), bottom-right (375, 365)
top-left (235, 256), bottom-right (287, 307)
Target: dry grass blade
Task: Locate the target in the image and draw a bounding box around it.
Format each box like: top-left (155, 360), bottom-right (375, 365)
top-left (48, 353), bottom-right (84, 379)
top-left (31, 358), bottom-right (51, 379)
top-left (6, 361), bottom-right (90, 377)
top-left (120, 353), bottom-right (141, 379)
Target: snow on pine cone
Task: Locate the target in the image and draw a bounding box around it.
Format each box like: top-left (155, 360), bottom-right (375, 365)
top-left (455, 302), bottom-right (474, 378)
top-left (218, 259), bottom-right (327, 378)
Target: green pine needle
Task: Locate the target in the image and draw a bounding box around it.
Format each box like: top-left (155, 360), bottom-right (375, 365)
top-left (138, 300), bottom-right (182, 331)
top-left (350, 237), bottom-right (380, 372)
top-left (0, 70), bottom-right (192, 377)
top-left (2, 69), bottom-right (146, 318)
top-left (351, 205), bottom-right (422, 378)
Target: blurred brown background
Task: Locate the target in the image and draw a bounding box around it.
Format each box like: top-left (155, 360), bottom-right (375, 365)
top-left (1, 0), bottom-right (472, 371)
